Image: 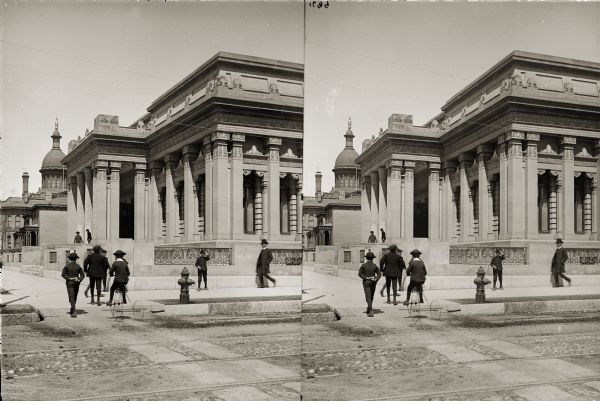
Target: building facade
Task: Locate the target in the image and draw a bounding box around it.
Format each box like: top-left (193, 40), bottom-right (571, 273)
top-left (60, 52), bottom-right (304, 288)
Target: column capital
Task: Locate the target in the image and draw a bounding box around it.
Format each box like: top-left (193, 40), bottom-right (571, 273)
top-left (369, 170), bottom-right (380, 180)
top-left (363, 174), bottom-right (371, 184)
top-left (377, 166), bottom-right (387, 180)
top-left (182, 144), bottom-right (200, 157)
top-left (134, 162), bottom-right (147, 171)
top-left (505, 131), bottom-right (525, 142)
top-left (387, 159), bottom-right (403, 169)
top-left (231, 133), bottom-right (245, 143)
top-left (560, 136), bottom-right (577, 146)
top-left (94, 160), bottom-right (109, 170)
top-left (150, 160), bottom-right (163, 175)
top-left (84, 166), bottom-right (93, 178)
top-left (403, 160), bottom-right (416, 169)
top-left (526, 133), bottom-right (541, 142)
top-left (211, 132), bottom-right (230, 142)
top-left (76, 171), bottom-right (85, 183)
top-left (428, 161), bottom-right (441, 171)
top-left (476, 144), bottom-right (494, 157)
top-left (442, 159), bottom-right (458, 171)
top-left (109, 161), bottom-right (122, 171)
top-left (388, 165), bottom-right (402, 180)
top-left (267, 137), bottom-right (282, 147)
top-left (164, 153), bottom-right (180, 169)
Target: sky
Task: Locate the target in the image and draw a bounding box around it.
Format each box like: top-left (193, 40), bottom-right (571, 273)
top-left (0, 1), bottom-right (303, 198)
top-left (304, 2), bottom-right (600, 196)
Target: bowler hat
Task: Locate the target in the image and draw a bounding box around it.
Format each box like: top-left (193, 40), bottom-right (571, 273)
top-left (556, 238), bottom-right (563, 244)
top-left (76, 231), bottom-right (80, 234)
top-left (113, 249), bottom-right (126, 257)
top-left (67, 252), bottom-right (79, 260)
top-left (92, 245), bottom-right (101, 252)
top-left (494, 248), bottom-right (501, 253)
top-left (365, 251), bottom-right (375, 260)
top-left (388, 244), bottom-right (397, 252)
top-left (410, 249), bottom-right (422, 256)
top-left (261, 239), bottom-right (269, 245)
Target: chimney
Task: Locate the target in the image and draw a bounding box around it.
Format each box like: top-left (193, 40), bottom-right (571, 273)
top-left (315, 171), bottom-right (322, 197)
top-left (22, 172), bottom-right (29, 199)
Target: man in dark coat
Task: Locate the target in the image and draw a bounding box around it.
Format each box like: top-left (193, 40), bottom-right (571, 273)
top-left (378, 245), bottom-right (405, 305)
top-left (358, 251), bottom-right (381, 317)
top-left (551, 238), bottom-right (571, 287)
top-left (62, 252), bottom-right (85, 318)
top-left (86, 229), bottom-right (92, 244)
top-left (83, 245), bottom-right (110, 306)
top-left (403, 249), bottom-right (427, 305)
top-left (107, 250), bottom-right (130, 306)
top-left (380, 228), bottom-right (386, 244)
top-left (195, 249), bottom-right (210, 290)
top-left (367, 231), bottom-right (377, 243)
top-left (73, 231), bottom-right (83, 244)
top-left (100, 248), bottom-right (109, 292)
top-left (256, 239), bottom-right (276, 288)
top-left (490, 248), bottom-right (505, 290)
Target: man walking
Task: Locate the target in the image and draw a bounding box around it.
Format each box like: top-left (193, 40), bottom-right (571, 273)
top-left (256, 239), bottom-right (276, 288)
top-left (403, 249), bottom-right (427, 305)
top-left (195, 249), bottom-right (210, 290)
top-left (551, 238), bottom-right (571, 287)
top-left (378, 245), bottom-right (405, 305)
top-left (358, 251), bottom-right (381, 317)
top-left (490, 248), bottom-right (505, 290)
top-left (61, 252), bottom-right (85, 318)
top-left (107, 250), bottom-right (130, 306)
top-left (83, 245), bottom-right (110, 305)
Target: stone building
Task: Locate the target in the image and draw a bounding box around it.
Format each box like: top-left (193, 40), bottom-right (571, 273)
top-left (322, 52), bottom-right (600, 288)
top-left (59, 52), bottom-right (303, 289)
top-left (1, 120), bottom-right (67, 264)
top-left (303, 119), bottom-right (361, 252)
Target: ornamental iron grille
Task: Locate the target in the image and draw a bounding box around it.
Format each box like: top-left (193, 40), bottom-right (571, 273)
top-left (565, 249), bottom-right (600, 265)
top-left (449, 247), bottom-right (528, 265)
top-left (343, 251), bottom-right (352, 263)
top-left (270, 249), bottom-right (303, 266)
top-left (154, 247), bottom-right (232, 265)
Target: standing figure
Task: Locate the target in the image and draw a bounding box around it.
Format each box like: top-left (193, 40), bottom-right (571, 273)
top-left (380, 228), bottom-right (386, 244)
top-left (100, 248), bottom-right (109, 292)
top-left (551, 238), bottom-right (571, 287)
top-left (490, 248), bottom-right (505, 290)
top-left (107, 250), bottom-right (130, 306)
top-left (367, 231), bottom-right (377, 243)
top-left (195, 249), bottom-right (210, 291)
top-left (86, 229), bottom-right (92, 244)
top-left (378, 245), bottom-right (405, 305)
top-left (358, 251), bottom-right (381, 317)
top-left (403, 249), bottom-right (427, 305)
top-left (256, 239), bottom-right (276, 288)
top-left (61, 252), bottom-right (85, 318)
top-left (73, 231), bottom-right (83, 244)
top-left (83, 245), bottom-right (110, 306)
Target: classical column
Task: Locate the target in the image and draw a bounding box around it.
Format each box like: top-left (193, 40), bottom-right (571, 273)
top-left (584, 175), bottom-right (592, 235)
top-left (133, 163), bottom-right (146, 242)
top-left (378, 166), bottom-right (387, 233)
top-left (267, 137), bottom-right (282, 239)
top-left (289, 176), bottom-right (298, 235)
top-left (92, 161), bottom-right (108, 240)
top-left (164, 154), bottom-right (179, 243)
top-left (476, 146), bottom-right (492, 241)
top-left (506, 132), bottom-right (526, 239)
top-left (182, 145), bottom-right (200, 242)
top-left (361, 176), bottom-right (372, 242)
top-left (497, 138), bottom-right (508, 239)
top-left (203, 142), bottom-right (213, 240)
top-left (551, 171), bottom-right (560, 235)
top-left (197, 177), bottom-right (205, 238)
top-left (108, 162), bottom-right (121, 240)
top-left (428, 162), bottom-right (441, 241)
top-left (441, 161), bottom-right (457, 242)
top-left (255, 172), bottom-right (265, 236)
top-left (67, 176), bottom-right (77, 242)
top-left (231, 135), bottom-right (244, 240)
top-left (458, 154), bottom-right (474, 242)
top-left (149, 162), bottom-right (163, 242)
top-left (524, 133), bottom-right (540, 238)
top-left (369, 171), bottom-right (379, 235)
top-left (590, 173), bottom-right (598, 240)
top-left (387, 162), bottom-right (402, 242)
top-left (561, 137), bottom-right (576, 238)
top-left (76, 172), bottom-right (85, 234)
top-left (262, 172), bottom-right (269, 237)
top-left (84, 167), bottom-right (93, 236)
top-left (296, 177), bottom-right (303, 241)
top-left (403, 161), bottom-right (415, 240)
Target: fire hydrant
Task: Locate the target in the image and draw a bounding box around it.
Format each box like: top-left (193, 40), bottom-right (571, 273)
top-left (177, 267), bottom-right (195, 304)
top-left (473, 266), bottom-right (490, 304)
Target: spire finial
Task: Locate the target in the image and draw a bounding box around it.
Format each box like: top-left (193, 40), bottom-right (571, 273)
top-left (348, 117), bottom-right (351, 129)
top-left (55, 117), bottom-right (59, 130)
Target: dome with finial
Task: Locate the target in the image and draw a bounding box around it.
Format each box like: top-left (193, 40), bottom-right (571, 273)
top-left (333, 117), bottom-right (359, 170)
top-left (40, 118), bottom-right (66, 171)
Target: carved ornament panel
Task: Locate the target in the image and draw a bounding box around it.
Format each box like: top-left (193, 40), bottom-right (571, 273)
top-left (270, 249), bottom-right (303, 266)
top-left (154, 247), bottom-right (232, 265)
top-left (449, 246), bottom-right (528, 265)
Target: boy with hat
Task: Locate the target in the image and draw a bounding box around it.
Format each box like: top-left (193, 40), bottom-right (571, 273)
top-left (490, 249), bottom-right (505, 290)
top-left (195, 249), bottom-right (210, 291)
top-left (256, 239), bottom-right (276, 288)
top-left (107, 250), bottom-right (130, 306)
top-left (358, 251), bottom-right (381, 317)
top-left (403, 249), bottom-right (427, 306)
top-left (61, 252), bottom-right (85, 317)
top-left (551, 238), bottom-right (571, 287)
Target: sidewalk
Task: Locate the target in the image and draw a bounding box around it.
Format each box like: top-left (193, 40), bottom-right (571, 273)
top-left (302, 269), bottom-right (600, 313)
top-left (1, 269), bottom-right (301, 313)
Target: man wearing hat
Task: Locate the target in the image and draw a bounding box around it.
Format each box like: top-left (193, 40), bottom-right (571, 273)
top-left (100, 248), bottom-right (109, 292)
top-left (378, 244), bottom-right (406, 305)
top-left (107, 250), bottom-right (130, 306)
top-left (490, 249), bottom-right (505, 290)
top-left (403, 249), bottom-right (427, 306)
top-left (256, 239), bottom-right (276, 288)
top-left (551, 238), bottom-right (571, 287)
top-left (83, 245), bottom-right (110, 305)
top-left (358, 251), bottom-right (381, 317)
top-left (73, 231), bottom-right (83, 244)
top-left (195, 249), bottom-right (210, 291)
top-left (61, 252), bottom-right (85, 317)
